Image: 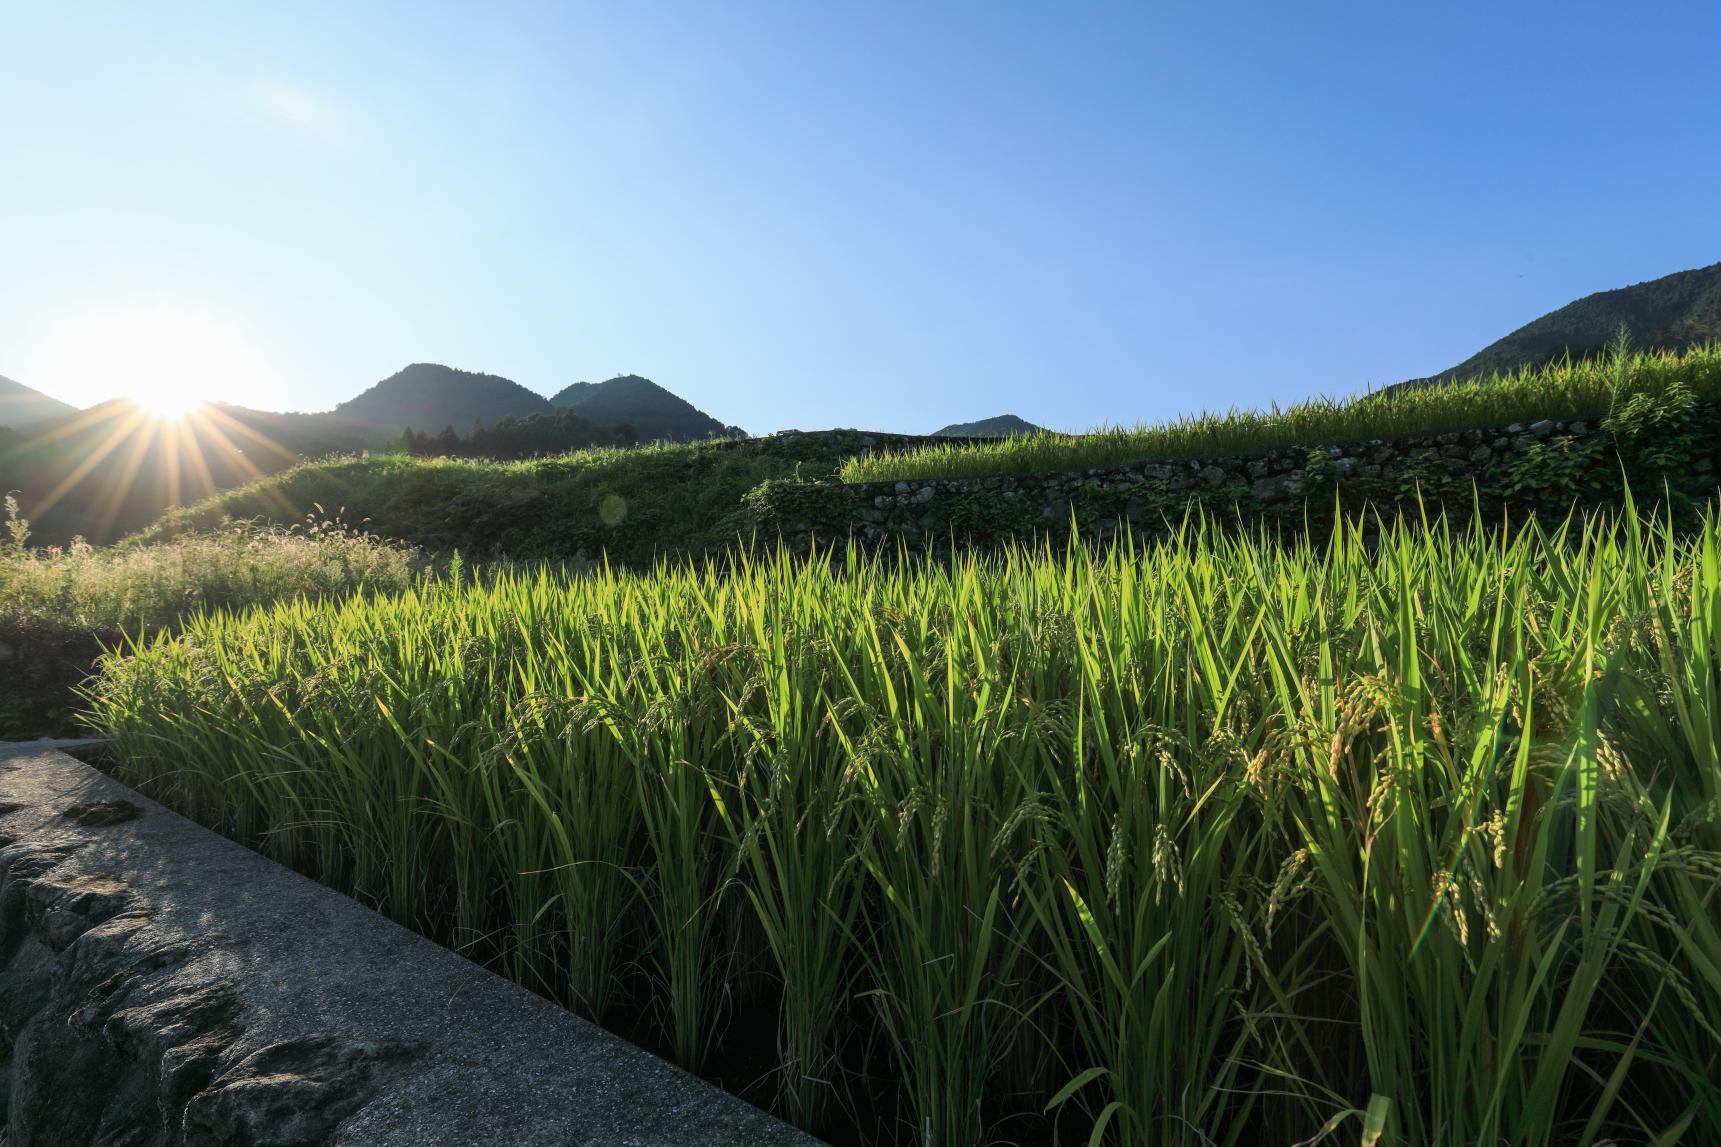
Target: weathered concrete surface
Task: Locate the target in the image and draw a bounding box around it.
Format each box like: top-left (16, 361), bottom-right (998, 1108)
top-left (0, 744), bottom-right (821, 1146)
top-left (0, 737), bottom-right (112, 757)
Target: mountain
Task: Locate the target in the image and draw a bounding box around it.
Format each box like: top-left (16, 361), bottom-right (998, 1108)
top-left (550, 375), bottom-right (742, 442)
top-left (334, 363), bottom-right (554, 433)
top-left (1421, 261), bottom-right (1721, 384)
top-left (0, 363), bottom-right (746, 544)
top-left (0, 375), bottom-right (78, 428)
top-left (933, 414), bottom-right (1042, 437)
top-left (0, 399), bottom-right (375, 545)
top-left (401, 407), bottom-right (633, 459)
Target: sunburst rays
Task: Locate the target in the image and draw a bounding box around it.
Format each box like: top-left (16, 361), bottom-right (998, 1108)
top-left (20, 400), bottom-right (304, 533)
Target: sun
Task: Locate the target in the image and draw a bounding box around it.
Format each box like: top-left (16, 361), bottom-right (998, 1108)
top-left (31, 302), bottom-right (275, 417)
top-left (132, 384), bottom-right (209, 420)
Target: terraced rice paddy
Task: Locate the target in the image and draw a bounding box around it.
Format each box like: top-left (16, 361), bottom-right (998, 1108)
top-left (90, 507), bottom-right (1721, 1145)
top-left (840, 344), bottom-right (1721, 482)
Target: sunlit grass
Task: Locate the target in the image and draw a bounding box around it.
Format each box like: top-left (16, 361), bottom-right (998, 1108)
top-left (0, 516), bottom-right (422, 632)
top-left (86, 503), bottom-right (1721, 1144)
top-left (842, 344), bottom-right (1721, 483)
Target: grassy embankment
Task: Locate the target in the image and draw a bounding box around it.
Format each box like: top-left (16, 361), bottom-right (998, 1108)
top-left (144, 431), bottom-right (875, 565)
top-left (89, 506), bottom-right (1721, 1145)
top-left (841, 344), bottom-right (1721, 482)
top-left (132, 347), bottom-right (1721, 564)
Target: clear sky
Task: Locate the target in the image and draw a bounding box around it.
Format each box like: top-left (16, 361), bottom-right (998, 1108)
top-left (4, 1), bottom-right (1718, 434)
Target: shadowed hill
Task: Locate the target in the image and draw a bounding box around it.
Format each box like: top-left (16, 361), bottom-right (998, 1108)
top-left (335, 363), bottom-right (554, 433)
top-left (1416, 261), bottom-right (1721, 385)
top-left (0, 364), bottom-right (748, 544)
top-left (0, 375), bottom-right (78, 428)
top-left (550, 374), bottom-right (741, 442)
top-left (932, 414), bottom-right (1042, 437)
top-left (0, 400), bottom-right (372, 544)
top-left (142, 431), bottom-right (898, 565)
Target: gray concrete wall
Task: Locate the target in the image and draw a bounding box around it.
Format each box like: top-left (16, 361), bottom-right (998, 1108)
top-left (0, 744), bottom-right (821, 1147)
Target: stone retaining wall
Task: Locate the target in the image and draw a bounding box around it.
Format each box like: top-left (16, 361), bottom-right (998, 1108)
top-left (753, 404), bottom-right (1721, 547)
top-left (845, 416), bottom-right (1602, 541)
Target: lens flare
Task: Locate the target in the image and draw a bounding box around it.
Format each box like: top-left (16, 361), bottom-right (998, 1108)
top-left (134, 386), bottom-right (208, 420)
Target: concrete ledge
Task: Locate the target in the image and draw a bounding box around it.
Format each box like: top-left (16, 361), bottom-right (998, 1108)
top-left (0, 744), bottom-right (820, 1146)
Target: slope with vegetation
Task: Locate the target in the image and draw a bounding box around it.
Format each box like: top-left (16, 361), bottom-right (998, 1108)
top-left (0, 363), bottom-right (747, 545)
top-left (1423, 259), bottom-right (1721, 383)
top-left (843, 344), bottom-right (1721, 482)
top-left (0, 400), bottom-right (372, 546)
top-left (335, 362), bottom-right (555, 432)
top-left (551, 373), bottom-right (742, 441)
top-left (90, 508), bottom-right (1721, 1145)
top-left (398, 406), bottom-right (634, 459)
top-left (930, 413), bottom-right (1042, 436)
top-left (147, 431), bottom-right (885, 565)
top-left (0, 374), bottom-right (78, 428)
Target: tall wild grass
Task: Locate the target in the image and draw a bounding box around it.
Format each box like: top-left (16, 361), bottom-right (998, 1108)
top-left (1, 510), bottom-right (421, 631)
top-left (1, 506), bottom-right (423, 737)
top-left (842, 344), bottom-right (1721, 483)
top-left (88, 505), bottom-right (1721, 1145)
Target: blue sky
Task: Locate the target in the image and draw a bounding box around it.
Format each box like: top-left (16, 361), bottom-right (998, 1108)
top-left (3, 1), bottom-right (1718, 434)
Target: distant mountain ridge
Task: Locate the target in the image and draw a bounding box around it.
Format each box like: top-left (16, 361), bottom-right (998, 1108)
top-left (334, 363), bottom-right (555, 432)
top-left (1414, 261), bottom-right (1721, 386)
top-left (0, 362), bottom-right (746, 543)
top-left (551, 374), bottom-right (742, 441)
top-left (933, 414), bottom-right (1042, 437)
top-left (0, 398), bottom-right (360, 546)
top-left (0, 375), bottom-right (78, 428)
top-left (326, 364), bottom-right (741, 443)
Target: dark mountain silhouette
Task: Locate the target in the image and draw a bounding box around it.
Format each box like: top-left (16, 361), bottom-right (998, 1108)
top-left (0, 363), bottom-right (747, 543)
top-left (401, 407), bottom-right (633, 460)
top-left (335, 363), bottom-right (554, 433)
top-left (0, 375), bottom-right (78, 428)
top-left (1407, 261), bottom-right (1721, 387)
top-left (0, 399), bottom-right (372, 545)
top-left (933, 414), bottom-right (1042, 437)
top-left (550, 375), bottom-right (742, 442)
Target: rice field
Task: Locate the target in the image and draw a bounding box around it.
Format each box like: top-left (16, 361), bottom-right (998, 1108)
top-left (88, 506), bottom-right (1721, 1145)
top-left (841, 344), bottom-right (1721, 483)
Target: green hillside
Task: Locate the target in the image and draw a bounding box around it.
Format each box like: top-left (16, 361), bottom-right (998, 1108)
top-left (400, 407), bottom-right (633, 458)
top-left (932, 413), bottom-right (1042, 436)
top-left (335, 362), bottom-right (554, 432)
top-left (551, 374), bottom-right (741, 441)
top-left (1428, 260), bottom-right (1721, 382)
top-left (146, 431), bottom-right (870, 565)
top-left (0, 374), bottom-right (78, 428)
top-left (0, 399), bottom-right (378, 545)
top-left (0, 364), bottom-right (751, 545)
top-left (847, 344), bottom-right (1721, 482)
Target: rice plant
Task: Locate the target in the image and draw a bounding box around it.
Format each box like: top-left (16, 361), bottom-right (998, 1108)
top-left (87, 502), bottom-right (1721, 1145)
